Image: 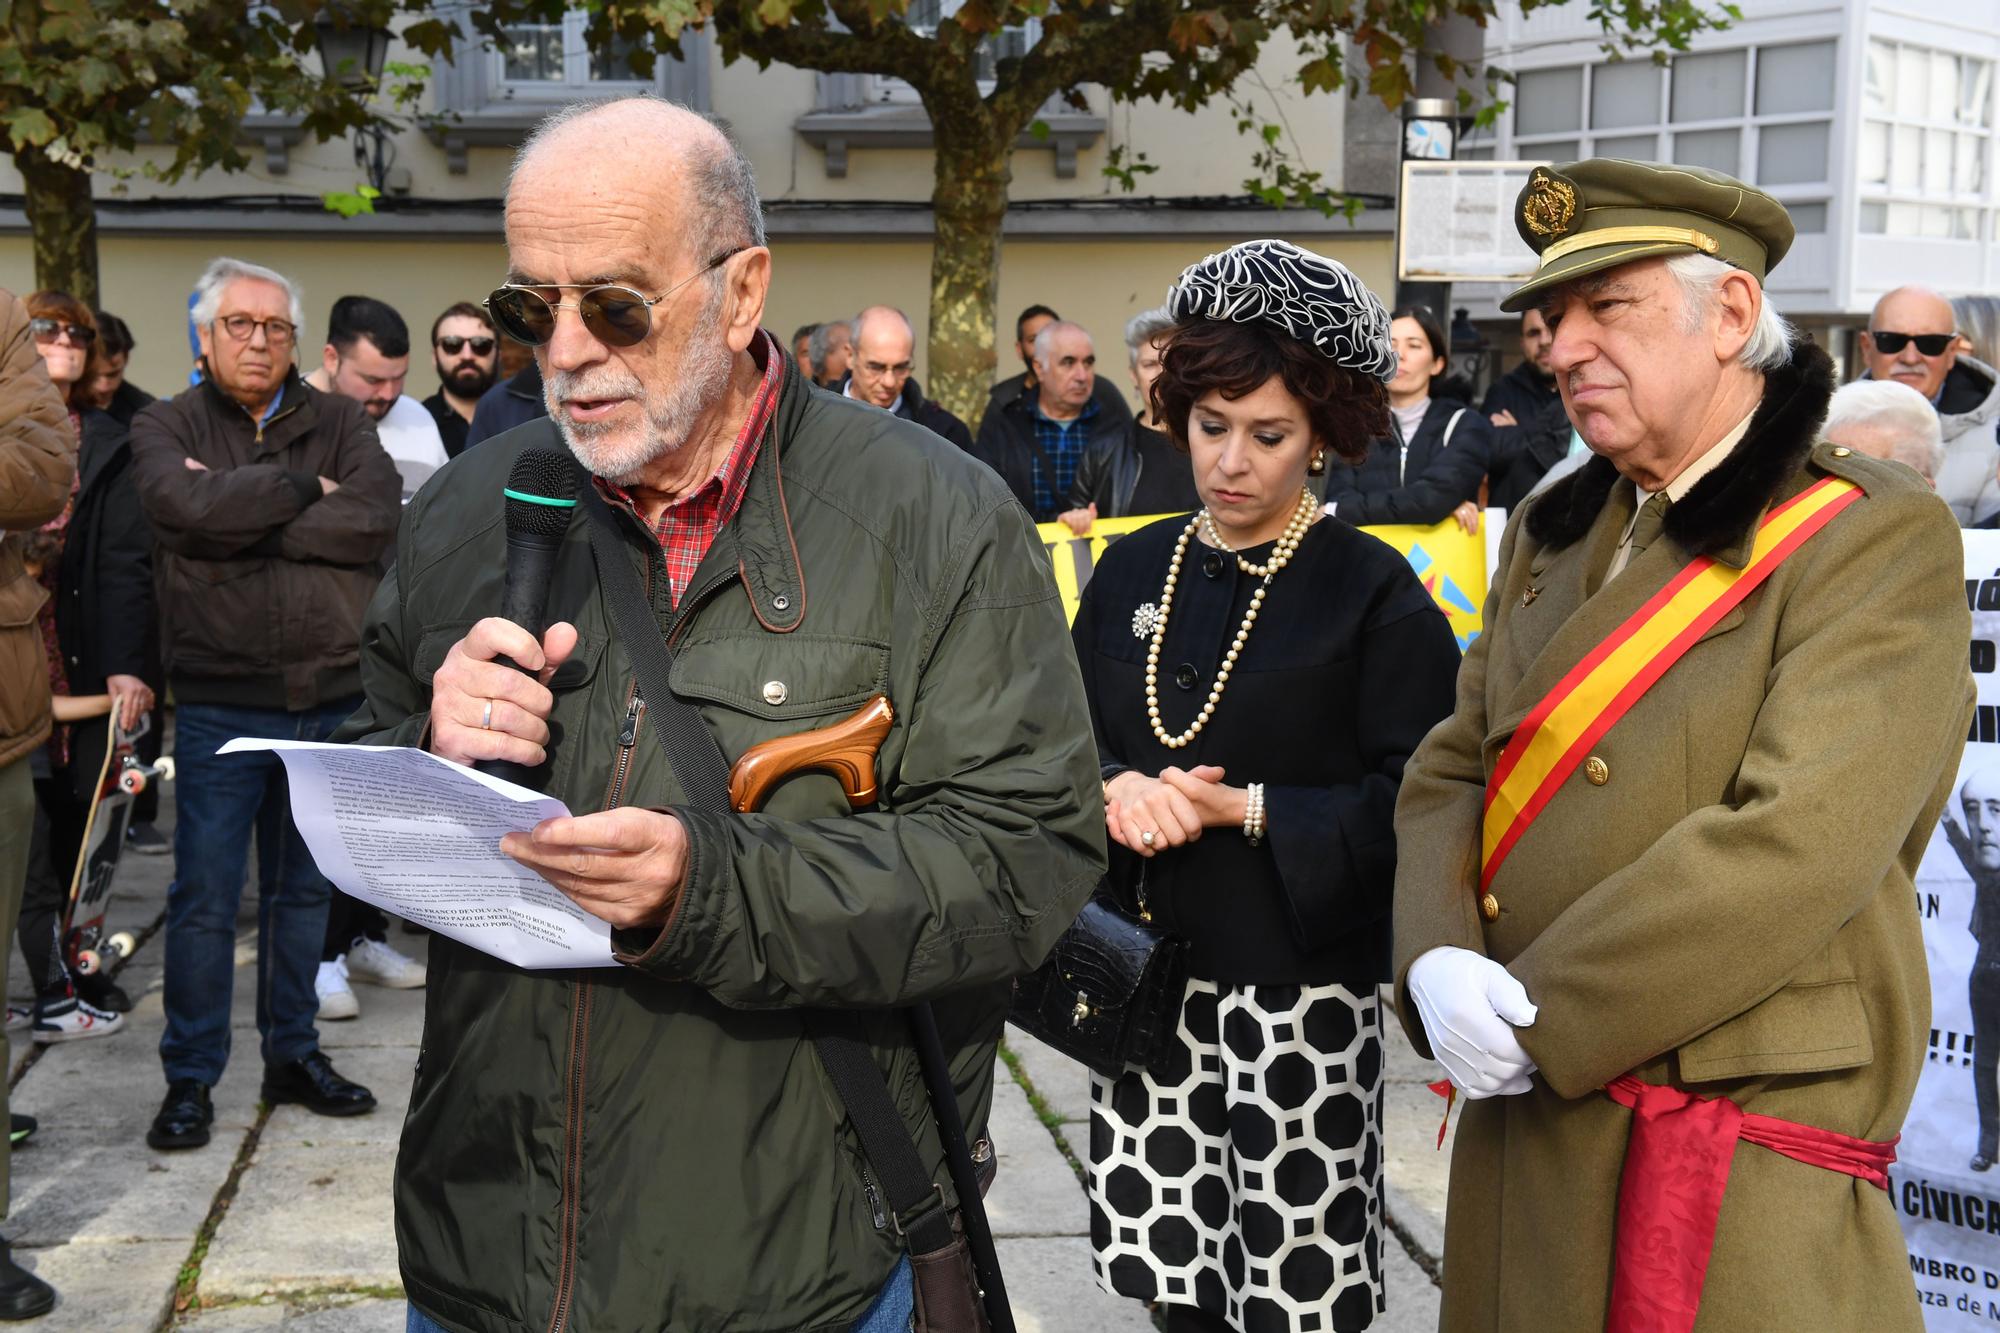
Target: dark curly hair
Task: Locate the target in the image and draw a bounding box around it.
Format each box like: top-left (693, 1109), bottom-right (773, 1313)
top-left (1151, 318), bottom-right (1389, 466)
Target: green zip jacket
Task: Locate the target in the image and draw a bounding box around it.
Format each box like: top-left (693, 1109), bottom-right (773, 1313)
top-left (336, 355), bottom-right (1105, 1333)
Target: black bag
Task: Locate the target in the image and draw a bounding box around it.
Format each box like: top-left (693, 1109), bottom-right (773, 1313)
top-left (578, 481), bottom-right (1004, 1333)
top-left (1010, 891), bottom-right (1189, 1080)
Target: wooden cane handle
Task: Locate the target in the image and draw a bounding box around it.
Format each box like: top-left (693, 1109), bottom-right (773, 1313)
top-left (729, 695), bottom-right (895, 814)
top-left (52, 694), bottom-right (113, 723)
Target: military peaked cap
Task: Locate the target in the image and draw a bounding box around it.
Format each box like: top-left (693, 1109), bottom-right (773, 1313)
top-left (1501, 158), bottom-right (1796, 312)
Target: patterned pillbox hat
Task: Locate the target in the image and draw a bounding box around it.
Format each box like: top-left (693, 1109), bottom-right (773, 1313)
top-left (1165, 239), bottom-right (1397, 383)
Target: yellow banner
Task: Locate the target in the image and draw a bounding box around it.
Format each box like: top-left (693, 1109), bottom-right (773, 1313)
top-left (1036, 513), bottom-right (1489, 649)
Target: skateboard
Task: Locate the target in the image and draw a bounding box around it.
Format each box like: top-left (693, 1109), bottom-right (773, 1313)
top-left (52, 695), bottom-right (173, 978)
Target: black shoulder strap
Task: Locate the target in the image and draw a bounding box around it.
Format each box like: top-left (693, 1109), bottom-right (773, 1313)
top-left (576, 481), bottom-right (956, 1258)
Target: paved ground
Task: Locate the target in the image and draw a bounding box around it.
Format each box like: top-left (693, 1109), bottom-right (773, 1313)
top-left (4, 781), bottom-right (1454, 1331)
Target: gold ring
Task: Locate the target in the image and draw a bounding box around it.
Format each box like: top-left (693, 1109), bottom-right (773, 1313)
top-left (480, 700), bottom-right (493, 730)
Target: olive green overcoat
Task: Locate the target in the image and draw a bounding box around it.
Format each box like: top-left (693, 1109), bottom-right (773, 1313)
top-left (1393, 342), bottom-right (1974, 1332)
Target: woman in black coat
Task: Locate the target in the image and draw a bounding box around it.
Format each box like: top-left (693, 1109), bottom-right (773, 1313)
top-left (1074, 241), bottom-right (1461, 1333)
top-left (1322, 305), bottom-right (1491, 531)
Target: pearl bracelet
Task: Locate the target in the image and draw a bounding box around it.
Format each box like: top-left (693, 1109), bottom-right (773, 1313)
top-left (1244, 782), bottom-right (1266, 846)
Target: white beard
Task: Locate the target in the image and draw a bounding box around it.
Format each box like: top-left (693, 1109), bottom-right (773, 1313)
top-left (544, 288), bottom-right (736, 483)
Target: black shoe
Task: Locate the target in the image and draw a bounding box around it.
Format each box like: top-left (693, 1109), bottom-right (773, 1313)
top-left (8, 1115), bottom-right (33, 1148)
top-left (147, 1079), bottom-right (213, 1151)
top-left (73, 973), bottom-right (131, 1014)
top-left (1977, 1152), bottom-right (1996, 1173)
top-left (0, 1239), bottom-right (53, 1320)
top-left (125, 822), bottom-right (169, 856)
top-left (261, 1051), bottom-right (376, 1117)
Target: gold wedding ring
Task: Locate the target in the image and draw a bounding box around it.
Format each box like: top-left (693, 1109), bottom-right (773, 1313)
top-left (480, 700), bottom-right (493, 730)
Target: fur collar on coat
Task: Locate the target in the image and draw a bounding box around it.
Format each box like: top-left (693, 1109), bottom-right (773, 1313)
top-left (1524, 339), bottom-right (1836, 561)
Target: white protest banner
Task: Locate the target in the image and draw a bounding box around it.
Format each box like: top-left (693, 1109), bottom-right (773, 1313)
top-left (1901, 529), bottom-right (2000, 1326)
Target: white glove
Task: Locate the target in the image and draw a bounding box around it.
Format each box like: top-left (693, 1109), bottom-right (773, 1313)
top-left (1407, 946), bottom-right (1540, 1099)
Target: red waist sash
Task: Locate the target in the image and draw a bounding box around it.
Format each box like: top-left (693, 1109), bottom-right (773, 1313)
top-left (1603, 1074), bottom-right (1896, 1333)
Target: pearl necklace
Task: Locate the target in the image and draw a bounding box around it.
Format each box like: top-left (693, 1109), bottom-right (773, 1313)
top-left (1146, 486), bottom-right (1318, 750)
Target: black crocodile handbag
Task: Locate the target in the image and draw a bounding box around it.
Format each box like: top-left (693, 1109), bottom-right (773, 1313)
top-left (1009, 892), bottom-right (1189, 1080)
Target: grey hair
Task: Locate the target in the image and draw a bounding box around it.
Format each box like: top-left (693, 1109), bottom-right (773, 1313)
top-left (1665, 253), bottom-right (1794, 372)
top-left (1033, 319), bottom-right (1090, 367)
top-left (807, 320), bottom-right (849, 368)
top-left (509, 96), bottom-right (765, 287)
top-left (1123, 307), bottom-right (1175, 368)
top-left (1953, 295), bottom-right (2000, 372)
top-left (1824, 379), bottom-right (1945, 482)
top-left (191, 257), bottom-right (304, 334)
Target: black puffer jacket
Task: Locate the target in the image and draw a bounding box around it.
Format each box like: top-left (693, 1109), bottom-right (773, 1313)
top-left (1324, 396), bottom-right (1492, 526)
top-left (56, 409), bottom-right (152, 694)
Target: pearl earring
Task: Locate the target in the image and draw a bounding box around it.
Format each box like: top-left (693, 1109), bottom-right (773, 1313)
top-left (1308, 451), bottom-right (1326, 475)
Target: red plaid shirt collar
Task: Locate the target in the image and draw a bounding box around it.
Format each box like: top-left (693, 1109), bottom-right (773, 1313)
top-left (596, 330), bottom-right (784, 607)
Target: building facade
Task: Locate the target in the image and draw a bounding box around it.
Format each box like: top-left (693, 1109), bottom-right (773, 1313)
top-left (0, 9), bottom-right (1392, 408)
top-left (1462, 0), bottom-right (2000, 374)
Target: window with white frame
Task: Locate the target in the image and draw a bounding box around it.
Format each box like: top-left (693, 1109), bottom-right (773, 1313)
top-left (1856, 38), bottom-right (1994, 240)
top-left (868, 0), bottom-right (1040, 103)
top-left (1505, 41), bottom-right (1837, 233)
top-left (494, 12), bottom-right (648, 99)
top-left (428, 3), bottom-right (708, 174)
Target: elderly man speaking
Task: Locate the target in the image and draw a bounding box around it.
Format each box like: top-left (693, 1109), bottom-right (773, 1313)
top-left (337, 97), bottom-right (1103, 1333)
top-left (1393, 159), bottom-right (1974, 1332)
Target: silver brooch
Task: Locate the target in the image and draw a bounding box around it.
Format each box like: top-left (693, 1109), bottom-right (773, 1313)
top-left (1131, 603), bottom-right (1160, 639)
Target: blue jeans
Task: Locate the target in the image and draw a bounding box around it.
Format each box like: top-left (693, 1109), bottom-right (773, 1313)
top-left (403, 1257), bottom-right (913, 1332)
top-left (160, 699), bottom-right (356, 1085)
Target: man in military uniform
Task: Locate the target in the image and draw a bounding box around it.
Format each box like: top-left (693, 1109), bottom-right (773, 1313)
top-left (1394, 159), bottom-right (1973, 1331)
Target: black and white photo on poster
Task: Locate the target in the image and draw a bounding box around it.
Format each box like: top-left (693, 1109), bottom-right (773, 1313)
top-left (1903, 532), bottom-right (2000, 1328)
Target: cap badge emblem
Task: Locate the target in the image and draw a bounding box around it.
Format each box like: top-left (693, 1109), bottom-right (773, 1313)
top-left (1523, 169), bottom-right (1578, 240)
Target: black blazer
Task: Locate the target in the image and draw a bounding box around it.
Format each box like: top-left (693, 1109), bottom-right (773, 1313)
top-left (1325, 396), bottom-right (1492, 526)
top-left (1072, 514), bottom-right (1461, 986)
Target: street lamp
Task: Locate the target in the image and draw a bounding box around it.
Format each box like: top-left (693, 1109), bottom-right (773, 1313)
top-left (313, 9), bottom-right (396, 195)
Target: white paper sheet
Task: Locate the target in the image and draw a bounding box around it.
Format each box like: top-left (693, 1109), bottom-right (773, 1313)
top-left (219, 739), bottom-right (617, 969)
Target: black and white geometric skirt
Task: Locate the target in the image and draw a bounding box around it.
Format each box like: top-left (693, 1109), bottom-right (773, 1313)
top-left (1088, 978), bottom-right (1385, 1333)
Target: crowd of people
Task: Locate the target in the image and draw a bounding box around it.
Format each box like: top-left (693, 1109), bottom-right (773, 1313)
top-left (0, 93), bottom-right (1994, 1331)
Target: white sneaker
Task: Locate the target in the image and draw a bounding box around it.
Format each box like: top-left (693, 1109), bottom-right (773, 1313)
top-left (30, 998), bottom-right (125, 1044)
top-left (344, 937), bottom-right (427, 990)
top-left (5, 1006), bottom-right (29, 1034)
top-left (316, 958), bottom-right (360, 1020)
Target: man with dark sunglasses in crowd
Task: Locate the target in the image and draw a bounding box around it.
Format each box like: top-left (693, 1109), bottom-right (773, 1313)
top-left (423, 302), bottom-right (499, 459)
top-left (335, 95), bottom-right (1100, 1333)
top-left (1860, 284), bottom-right (2000, 525)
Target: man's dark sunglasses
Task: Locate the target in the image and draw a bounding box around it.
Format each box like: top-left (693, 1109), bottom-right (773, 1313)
top-left (436, 335), bottom-right (496, 356)
top-left (485, 247), bottom-right (747, 349)
top-left (1868, 330), bottom-right (1957, 356)
top-left (30, 318), bottom-right (94, 347)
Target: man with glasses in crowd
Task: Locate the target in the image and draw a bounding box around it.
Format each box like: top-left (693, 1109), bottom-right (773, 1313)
top-left (837, 304), bottom-right (971, 449)
top-left (1859, 283), bottom-right (2000, 524)
top-left (336, 96), bottom-right (1099, 1333)
top-left (423, 302), bottom-right (500, 458)
top-left (128, 257), bottom-right (400, 1155)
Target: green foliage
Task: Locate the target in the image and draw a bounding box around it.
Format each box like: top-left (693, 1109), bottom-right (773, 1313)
top-left (323, 184), bottom-right (384, 217)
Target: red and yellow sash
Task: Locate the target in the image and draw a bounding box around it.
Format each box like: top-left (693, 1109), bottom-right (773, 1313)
top-left (1477, 476), bottom-right (1862, 912)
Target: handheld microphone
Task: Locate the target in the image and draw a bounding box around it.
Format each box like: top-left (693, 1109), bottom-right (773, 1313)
top-left (500, 449), bottom-right (580, 650)
top-left (481, 450), bottom-right (578, 783)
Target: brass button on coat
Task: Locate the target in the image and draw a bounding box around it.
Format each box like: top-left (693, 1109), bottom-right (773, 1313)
top-left (1830, 446), bottom-right (1852, 458)
top-left (1584, 755), bottom-right (1610, 786)
top-left (762, 680), bottom-right (789, 706)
